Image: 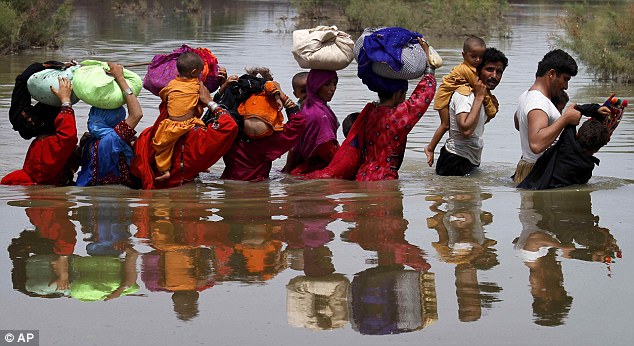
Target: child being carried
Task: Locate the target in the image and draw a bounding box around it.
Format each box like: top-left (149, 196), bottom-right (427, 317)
top-left (152, 52), bottom-right (207, 182)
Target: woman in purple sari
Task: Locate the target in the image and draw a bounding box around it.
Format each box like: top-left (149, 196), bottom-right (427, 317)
top-left (284, 69), bottom-right (339, 175)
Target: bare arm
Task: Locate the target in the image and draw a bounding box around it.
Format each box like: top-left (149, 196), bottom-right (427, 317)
top-left (514, 111), bottom-right (519, 131)
top-left (456, 79), bottom-right (486, 137)
top-left (527, 104), bottom-right (581, 154)
top-left (108, 62), bottom-right (143, 129)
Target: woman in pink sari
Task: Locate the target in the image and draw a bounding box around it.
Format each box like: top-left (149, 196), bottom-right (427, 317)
top-left (284, 69), bottom-right (339, 175)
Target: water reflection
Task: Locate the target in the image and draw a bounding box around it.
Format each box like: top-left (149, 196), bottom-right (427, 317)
top-left (7, 189), bottom-right (141, 301)
top-left (426, 184), bottom-right (501, 322)
top-left (286, 246), bottom-right (350, 330)
top-left (514, 189), bottom-right (621, 326)
top-left (349, 266), bottom-right (437, 335)
top-left (342, 183), bottom-right (437, 334)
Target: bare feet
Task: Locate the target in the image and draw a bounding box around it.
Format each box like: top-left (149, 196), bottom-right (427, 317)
top-left (424, 145), bottom-right (435, 167)
top-left (155, 170), bottom-right (171, 181)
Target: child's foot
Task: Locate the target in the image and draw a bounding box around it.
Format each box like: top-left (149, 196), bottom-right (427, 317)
top-left (424, 145), bottom-right (435, 167)
top-left (155, 171), bottom-right (171, 181)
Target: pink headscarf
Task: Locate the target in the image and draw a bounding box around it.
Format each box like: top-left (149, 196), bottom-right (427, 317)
top-left (293, 69), bottom-right (339, 161)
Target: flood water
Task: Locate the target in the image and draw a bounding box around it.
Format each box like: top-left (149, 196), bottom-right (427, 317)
top-left (0, 1), bottom-right (632, 345)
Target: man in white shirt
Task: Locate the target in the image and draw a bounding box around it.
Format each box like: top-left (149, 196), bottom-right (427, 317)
top-left (512, 49), bottom-right (582, 184)
top-left (435, 47), bottom-right (508, 176)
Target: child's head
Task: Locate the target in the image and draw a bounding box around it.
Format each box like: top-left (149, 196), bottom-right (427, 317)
top-left (342, 112), bottom-right (360, 138)
top-left (551, 90), bottom-right (569, 113)
top-left (292, 72), bottom-right (308, 102)
top-left (462, 36), bottom-right (486, 68)
top-left (177, 52), bottom-right (204, 79)
top-left (577, 119), bottom-right (609, 154)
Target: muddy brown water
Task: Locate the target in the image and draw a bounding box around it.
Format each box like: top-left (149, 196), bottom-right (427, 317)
top-left (0, 1), bottom-right (632, 345)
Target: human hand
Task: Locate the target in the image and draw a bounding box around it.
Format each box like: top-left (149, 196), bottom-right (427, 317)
top-left (562, 103), bottom-right (582, 126)
top-left (473, 79), bottom-right (487, 99)
top-left (597, 105), bottom-right (611, 117)
top-left (199, 81), bottom-right (212, 104)
top-left (107, 62), bottom-right (125, 80)
top-left (275, 94), bottom-right (284, 111)
top-left (50, 77), bottom-right (73, 104)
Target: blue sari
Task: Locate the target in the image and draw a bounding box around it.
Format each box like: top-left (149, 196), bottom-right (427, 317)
top-left (77, 107), bottom-right (134, 186)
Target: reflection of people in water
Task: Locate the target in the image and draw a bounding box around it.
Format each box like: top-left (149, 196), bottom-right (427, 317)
top-left (514, 189), bottom-right (620, 326)
top-left (349, 265), bottom-right (437, 335)
top-left (7, 190), bottom-right (78, 297)
top-left (426, 187), bottom-right (500, 322)
top-left (8, 231), bottom-right (140, 301)
top-left (340, 183), bottom-right (430, 271)
top-left (132, 193), bottom-right (215, 321)
top-left (286, 246), bottom-right (350, 330)
top-left (338, 182), bottom-right (436, 334)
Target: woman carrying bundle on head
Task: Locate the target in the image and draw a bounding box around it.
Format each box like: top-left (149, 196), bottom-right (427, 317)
top-left (305, 27), bottom-right (437, 181)
top-left (2, 61), bottom-right (79, 186)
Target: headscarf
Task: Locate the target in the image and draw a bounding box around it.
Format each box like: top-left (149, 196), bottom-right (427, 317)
top-left (294, 69), bottom-right (339, 160)
top-left (77, 106), bottom-right (133, 186)
top-left (357, 27), bottom-right (421, 93)
top-left (9, 62), bottom-right (61, 139)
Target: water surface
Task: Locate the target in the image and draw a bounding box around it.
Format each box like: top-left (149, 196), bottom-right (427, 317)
top-left (0, 1), bottom-right (632, 345)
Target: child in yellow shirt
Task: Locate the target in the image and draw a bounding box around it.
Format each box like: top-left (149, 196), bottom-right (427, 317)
top-left (153, 52), bottom-right (207, 181)
top-left (425, 36), bottom-right (499, 166)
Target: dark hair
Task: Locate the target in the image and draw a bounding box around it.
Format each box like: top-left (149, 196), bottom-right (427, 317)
top-left (550, 90), bottom-right (569, 112)
top-left (342, 112), bottom-right (360, 138)
top-left (377, 89), bottom-right (407, 103)
top-left (476, 47), bottom-right (508, 74)
top-left (577, 119), bottom-right (609, 154)
top-left (176, 52), bottom-right (204, 78)
top-left (463, 35), bottom-right (486, 52)
top-left (535, 49), bottom-right (578, 77)
top-left (291, 71), bottom-right (308, 89)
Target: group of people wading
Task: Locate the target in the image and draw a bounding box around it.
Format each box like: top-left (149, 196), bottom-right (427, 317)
top-left (2, 31), bottom-right (622, 190)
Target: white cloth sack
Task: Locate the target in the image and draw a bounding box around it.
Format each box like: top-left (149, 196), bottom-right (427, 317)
top-left (27, 66), bottom-right (81, 106)
top-left (292, 26), bottom-right (355, 71)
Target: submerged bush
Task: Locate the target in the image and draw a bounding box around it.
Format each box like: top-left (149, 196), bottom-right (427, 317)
top-left (293, 0), bottom-right (509, 37)
top-left (0, 0), bottom-right (73, 54)
top-left (557, 2), bottom-right (634, 83)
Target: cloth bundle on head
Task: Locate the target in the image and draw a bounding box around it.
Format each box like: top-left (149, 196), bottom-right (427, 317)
top-left (294, 69), bottom-right (339, 161)
top-left (27, 65), bottom-right (80, 106)
top-left (292, 26), bottom-right (355, 71)
top-left (355, 27), bottom-right (424, 93)
top-left (73, 60), bottom-right (142, 109)
top-left (9, 62), bottom-right (62, 139)
top-left (143, 44), bottom-right (221, 96)
top-left (76, 106), bottom-right (133, 187)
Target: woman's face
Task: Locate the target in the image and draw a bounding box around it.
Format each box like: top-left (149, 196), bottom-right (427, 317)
top-left (316, 77), bottom-right (338, 102)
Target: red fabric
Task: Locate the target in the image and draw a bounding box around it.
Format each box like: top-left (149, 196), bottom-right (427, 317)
top-left (305, 73), bottom-right (436, 181)
top-left (289, 140), bottom-right (339, 175)
top-left (26, 207), bottom-right (77, 255)
top-left (130, 102), bottom-right (238, 189)
top-left (221, 110), bottom-right (306, 181)
top-left (1, 107), bottom-right (77, 186)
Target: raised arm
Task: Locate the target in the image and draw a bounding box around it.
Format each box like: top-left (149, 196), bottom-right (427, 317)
top-left (108, 62), bottom-right (143, 129)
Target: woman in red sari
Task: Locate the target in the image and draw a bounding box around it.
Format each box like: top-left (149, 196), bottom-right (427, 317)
top-left (306, 38), bottom-right (436, 181)
top-left (2, 73), bottom-right (77, 186)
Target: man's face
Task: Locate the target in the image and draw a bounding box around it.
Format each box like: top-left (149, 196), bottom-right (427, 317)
top-left (478, 61), bottom-right (505, 90)
top-left (549, 71), bottom-right (572, 98)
